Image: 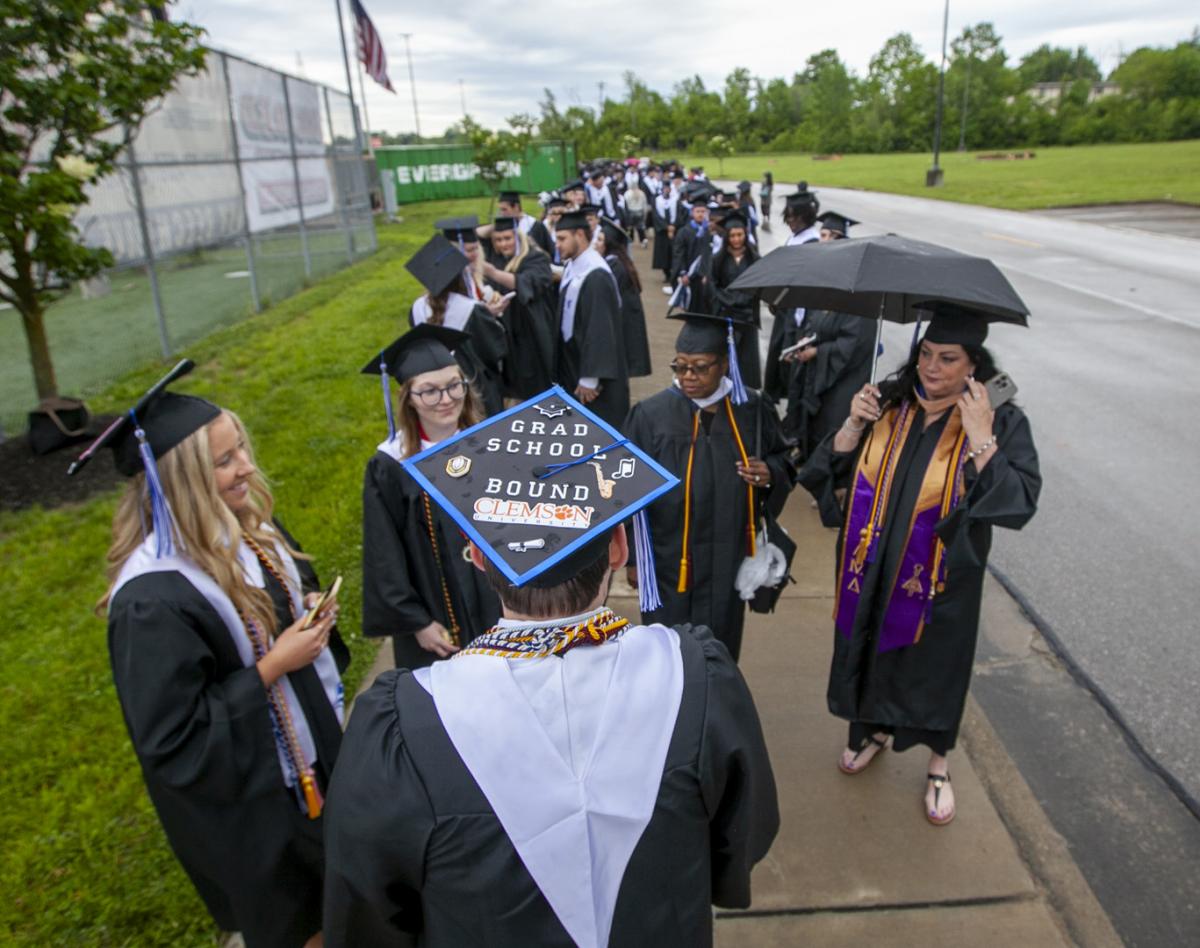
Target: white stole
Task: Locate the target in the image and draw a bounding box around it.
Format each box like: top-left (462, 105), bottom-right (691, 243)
top-left (110, 529), bottom-right (345, 785)
top-left (424, 623), bottom-right (684, 948)
top-left (559, 248), bottom-right (616, 341)
top-left (411, 292), bottom-right (476, 331)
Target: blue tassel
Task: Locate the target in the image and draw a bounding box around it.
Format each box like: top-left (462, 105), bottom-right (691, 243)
top-left (379, 352), bottom-right (396, 441)
top-left (632, 509), bottom-right (662, 614)
top-left (909, 316), bottom-right (923, 357)
top-left (726, 318), bottom-right (749, 405)
top-left (130, 409), bottom-right (175, 558)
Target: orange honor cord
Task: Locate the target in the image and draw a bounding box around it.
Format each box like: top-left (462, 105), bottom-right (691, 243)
top-left (722, 398), bottom-right (757, 556)
top-left (677, 411), bottom-right (701, 593)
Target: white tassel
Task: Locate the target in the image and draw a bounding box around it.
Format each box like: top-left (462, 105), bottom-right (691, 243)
top-left (133, 414), bottom-right (176, 558)
top-left (726, 319), bottom-right (749, 405)
top-left (632, 509), bottom-right (662, 613)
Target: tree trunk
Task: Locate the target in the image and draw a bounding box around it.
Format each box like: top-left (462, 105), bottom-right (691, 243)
top-left (19, 301), bottom-right (58, 401)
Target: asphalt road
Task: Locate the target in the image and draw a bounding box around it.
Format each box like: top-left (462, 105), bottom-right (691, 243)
top-left (743, 181), bottom-right (1200, 807)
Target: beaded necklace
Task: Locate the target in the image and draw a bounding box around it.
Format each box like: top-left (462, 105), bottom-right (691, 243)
top-left (241, 533), bottom-right (325, 819)
top-left (457, 608), bottom-right (629, 660)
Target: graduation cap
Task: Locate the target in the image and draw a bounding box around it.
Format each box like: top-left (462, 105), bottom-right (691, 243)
top-left (578, 202), bottom-right (603, 216)
top-left (561, 178), bottom-right (585, 193)
top-left (493, 216), bottom-right (519, 232)
top-left (818, 210), bottom-right (858, 237)
top-left (668, 312), bottom-right (752, 404)
top-left (786, 182), bottom-right (819, 209)
top-left (599, 219), bottom-right (627, 249)
top-left (405, 234), bottom-right (470, 296)
top-left (557, 209), bottom-right (591, 233)
top-left (403, 386), bottom-right (679, 612)
top-left (545, 196), bottom-right (568, 209)
top-left (67, 358), bottom-right (220, 557)
top-left (436, 215), bottom-right (479, 244)
top-left (587, 167), bottom-right (606, 180)
top-left (722, 211), bottom-right (749, 231)
top-left (498, 190), bottom-right (523, 205)
top-left (361, 325), bottom-right (469, 441)
top-left (917, 301), bottom-right (990, 348)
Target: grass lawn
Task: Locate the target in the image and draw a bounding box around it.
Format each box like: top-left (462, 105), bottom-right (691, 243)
top-left (681, 140), bottom-right (1200, 209)
top-left (0, 196), bottom-right (496, 946)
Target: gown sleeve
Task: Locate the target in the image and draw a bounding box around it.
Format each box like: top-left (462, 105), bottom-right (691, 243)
top-left (362, 458), bottom-right (434, 637)
top-left (468, 305), bottom-right (508, 367)
top-left (576, 273), bottom-right (623, 382)
top-left (323, 671), bottom-right (429, 947)
top-left (108, 578), bottom-right (280, 802)
top-left (810, 312), bottom-right (874, 398)
top-left (754, 397), bottom-right (794, 517)
top-left (693, 627), bottom-right (780, 908)
top-left (797, 429), bottom-right (863, 528)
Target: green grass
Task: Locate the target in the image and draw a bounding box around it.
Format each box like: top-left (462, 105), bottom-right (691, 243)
top-left (684, 140), bottom-right (1200, 209)
top-left (0, 197), bottom-right (496, 946)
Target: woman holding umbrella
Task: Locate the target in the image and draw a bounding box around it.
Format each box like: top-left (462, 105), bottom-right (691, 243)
top-left (799, 303), bottom-right (1041, 825)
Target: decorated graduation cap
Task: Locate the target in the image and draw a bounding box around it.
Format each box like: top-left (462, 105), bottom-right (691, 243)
top-left (403, 386), bottom-right (679, 612)
top-left (405, 234), bottom-right (470, 296)
top-left (361, 325), bottom-right (470, 440)
top-left (67, 358), bottom-right (220, 557)
top-left (817, 210), bottom-right (858, 238)
top-left (668, 311), bottom-right (752, 405)
top-left (917, 301), bottom-right (990, 348)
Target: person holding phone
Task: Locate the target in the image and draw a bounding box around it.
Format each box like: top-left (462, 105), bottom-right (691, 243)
top-left (360, 325), bottom-right (501, 670)
top-left (798, 304), bottom-right (1041, 825)
top-left (98, 388), bottom-right (347, 948)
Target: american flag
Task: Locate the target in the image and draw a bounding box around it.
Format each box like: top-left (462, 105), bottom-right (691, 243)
top-left (351, 0), bottom-right (395, 93)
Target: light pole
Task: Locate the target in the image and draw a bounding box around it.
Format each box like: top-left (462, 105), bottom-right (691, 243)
top-left (459, 78), bottom-right (467, 118)
top-left (927, 0), bottom-right (950, 187)
top-left (400, 33), bottom-right (421, 139)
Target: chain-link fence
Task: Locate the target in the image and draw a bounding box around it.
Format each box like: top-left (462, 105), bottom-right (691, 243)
top-left (2, 50), bottom-right (377, 435)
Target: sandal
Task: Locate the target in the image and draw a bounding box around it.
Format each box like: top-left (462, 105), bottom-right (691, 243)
top-left (925, 772), bottom-right (955, 826)
top-left (838, 733), bottom-right (889, 775)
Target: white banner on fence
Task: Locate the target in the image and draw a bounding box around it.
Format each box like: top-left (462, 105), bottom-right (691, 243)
top-left (227, 61), bottom-right (335, 233)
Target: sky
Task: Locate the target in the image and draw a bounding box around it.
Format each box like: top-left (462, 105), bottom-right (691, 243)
top-left (178, 0), bottom-right (1198, 137)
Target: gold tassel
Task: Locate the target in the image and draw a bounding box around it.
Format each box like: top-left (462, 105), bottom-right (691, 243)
top-left (677, 558), bottom-right (689, 594)
top-left (300, 770), bottom-right (324, 820)
top-left (850, 526), bottom-right (871, 572)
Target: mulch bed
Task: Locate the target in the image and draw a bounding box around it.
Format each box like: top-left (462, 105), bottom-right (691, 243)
top-left (0, 415), bottom-right (124, 513)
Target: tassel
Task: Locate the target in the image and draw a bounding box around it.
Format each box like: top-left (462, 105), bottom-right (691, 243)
top-left (131, 410), bottom-right (175, 558)
top-left (379, 352), bottom-right (396, 441)
top-left (676, 558), bottom-right (689, 595)
top-left (909, 316), bottom-right (923, 357)
top-left (632, 509), bottom-right (663, 613)
top-left (300, 769), bottom-right (324, 820)
top-left (726, 319), bottom-right (749, 405)
top-left (850, 526), bottom-right (871, 573)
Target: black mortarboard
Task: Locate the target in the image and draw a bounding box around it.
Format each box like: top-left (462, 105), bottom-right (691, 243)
top-left (493, 216), bottom-right (518, 232)
top-left (670, 170), bottom-right (684, 180)
top-left (588, 167), bottom-right (605, 179)
top-left (722, 211), bottom-right (749, 231)
top-left (818, 211), bottom-right (858, 237)
top-left (710, 205), bottom-right (731, 220)
top-left (545, 196), bottom-right (568, 209)
top-left (599, 219), bottom-right (627, 248)
top-left (786, 182), bottom-right (819, 208)
top-left (919, 302), bottom-right (990, 348)
top-left (436, 215), bottom-right (479, 244)
top-left (405, 234), bottom-right (470, 296)
top-left (556, 209), bottom-right (591, 232)
top-left (578, 202), bottom-right (603, 216)
top-left (561, 178), bottom-right (585, 192)
top-left (498, 190), bottom-right (522, 204)
top-left (669, 312), bottom-right (753, 402)
top-left (109, 392), bottom-right (221, 477)
top-left (362, 324), bottom-right (469, 440)
top-left (403, 387), bottom-right (678, 610)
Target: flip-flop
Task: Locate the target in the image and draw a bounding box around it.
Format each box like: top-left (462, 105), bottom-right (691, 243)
top-left (838, 733), bottom-right (889, 775)
top-left (925, 772), bottom-right (955, 826)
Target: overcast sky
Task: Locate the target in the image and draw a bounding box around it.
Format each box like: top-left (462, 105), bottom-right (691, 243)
top-left (178, 1), bottom-right (1198, 136)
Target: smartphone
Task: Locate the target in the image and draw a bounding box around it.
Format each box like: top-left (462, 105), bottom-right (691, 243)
top-left (983, 372), bottom-right (1018, 409)
top-left (780, 334), bottom-right (817, 358)
top-left (301, 575), bottom-right (342, 629)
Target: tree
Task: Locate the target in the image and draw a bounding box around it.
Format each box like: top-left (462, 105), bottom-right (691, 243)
top-left (1, 1), bottom-right (206, 402)
top-left (1017, 44), bottom-right (1101, 86)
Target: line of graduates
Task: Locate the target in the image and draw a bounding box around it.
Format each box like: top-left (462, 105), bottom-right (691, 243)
top-left (91, 176), bottom-right (1039, 948)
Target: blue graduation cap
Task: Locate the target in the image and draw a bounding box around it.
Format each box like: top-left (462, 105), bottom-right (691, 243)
top-left (403, 386), bottom-right (679, 612)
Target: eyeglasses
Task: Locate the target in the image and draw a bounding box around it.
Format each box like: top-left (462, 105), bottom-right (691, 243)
top-left (669, 360), bottom-right (719, 377)
top-left (410, 380), bottom-right (468, 406)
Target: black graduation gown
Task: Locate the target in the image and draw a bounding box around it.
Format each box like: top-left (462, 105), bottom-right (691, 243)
top-left (762, 235), bottom-right (819, 403)
top-left (709, 249), bottom-right (763, 390)
top-left (107, 526), bottom-right (349, 948)
top-left (624, 388), bottom-right (792, 661)
top-left (362, 450), bottom-right (501, 670)
top-left (527, 218), bottom-right (554, 255)
top-left (408, 302), bottom-right (507, 417)
top-left (798, 403), bottom-right (1041, 752)
top-left (607, 253), bottom-right (652, 377)
top-left (671, 223), bottom-right (713, 313)
top-left (650, 200), bottom-right (681, 274)
top-left (785, 310), bottom-right (875, 460)
top-left (485, 248), bottom-right (558, 399)
top-left (555, 267), bottom-right (630, 429)
top-left (322, 623), bottom-right (779, 948)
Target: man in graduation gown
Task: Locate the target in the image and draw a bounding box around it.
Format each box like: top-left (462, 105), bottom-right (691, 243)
top-left (670, 192), bottom-right (714, 313)
top-left (323, 390), bottom-right (779, 948)
top-left (763, 183), bottom-right (822, 405)
top-left (553, 209), bottom-right (629, 428)
top-left (624, 314), bottom-right (793, 662)
top-left (482, 216), bottom-right (558, 398)
top-left (651, 174), bottom-right (683, 285)
top-left (497, 190), bottom-right (554, 255)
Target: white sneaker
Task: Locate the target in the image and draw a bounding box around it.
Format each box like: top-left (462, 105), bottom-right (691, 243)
top-left (641, 239), bottom-right (648, 248)
top-left (662, 286), bottom-right (673, 295)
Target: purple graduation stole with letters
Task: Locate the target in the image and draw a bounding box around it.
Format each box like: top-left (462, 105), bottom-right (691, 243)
top-left (834, 400), bottom-right (969, 652)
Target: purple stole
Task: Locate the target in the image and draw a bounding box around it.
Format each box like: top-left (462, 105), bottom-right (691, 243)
top-left (834, 400), bottom-right (969, 653)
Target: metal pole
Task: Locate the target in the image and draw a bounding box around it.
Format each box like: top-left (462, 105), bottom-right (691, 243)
top-left (325, 85), bottom-right (356, 261)
top-left (869, 298), bottom-right (886, 385)
top-left (930, 0), bottom-right (950, 181)
top-left (459, 79), bottom-right (467, 117)
top-left (333, 0), bottom-right (366, 153)
top-left (280, 75), bottom-right (312, 279)
top-left (401, 32), bottom-right (420, 138)
top-left (221, 53), bottom-right (262, 312)
top-left (958, 55), bottom-right (971, 151)
top-left (126, 134), bottom-right (171, 357)
top-left (356, 55), bottom-right (374, 153)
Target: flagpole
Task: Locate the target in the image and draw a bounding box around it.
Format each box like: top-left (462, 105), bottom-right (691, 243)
top-left (356, 55), bottom-right (375, 155)
top-left (333, 0), bottom-right (365, 153)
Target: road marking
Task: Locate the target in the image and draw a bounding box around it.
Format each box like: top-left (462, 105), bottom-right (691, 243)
top-left (1000, 261), bottom-right (1196, 328)
top-left (983, 232), bottom-right (1043, 249)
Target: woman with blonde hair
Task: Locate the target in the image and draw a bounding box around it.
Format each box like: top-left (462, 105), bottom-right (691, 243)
top-left (360, 324), bottom-right (501, 669)
top-left (96, 384), bottom-right (347, 948)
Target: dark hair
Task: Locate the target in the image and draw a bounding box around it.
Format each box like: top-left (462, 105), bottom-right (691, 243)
top-left (429, 275), bottom-right (468, 324)
top-left (879, 341), bottom-right (1000, 410)
top-left (606, 244), bottom-right (641, 293)
top-left (763, 171), bottom-right (773, 185)
top-left (480, 539), bottom-right (612, 618)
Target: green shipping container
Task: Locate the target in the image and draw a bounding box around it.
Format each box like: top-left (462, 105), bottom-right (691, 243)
top-left (375, 141), bottom-right (577, 203)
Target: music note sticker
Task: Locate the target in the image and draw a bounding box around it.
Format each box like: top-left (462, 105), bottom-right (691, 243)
top-left (612, 457), bottom-right (637, 479)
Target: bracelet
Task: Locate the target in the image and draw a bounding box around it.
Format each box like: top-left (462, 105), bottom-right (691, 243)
top-left (966, 437), bottom-right (996, 460)
top-left (842, 418), bottom-right (866, 434)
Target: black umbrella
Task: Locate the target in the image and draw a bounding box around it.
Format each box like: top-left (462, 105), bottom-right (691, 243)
top-left (729, 233), bottom-right (1030, 380)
